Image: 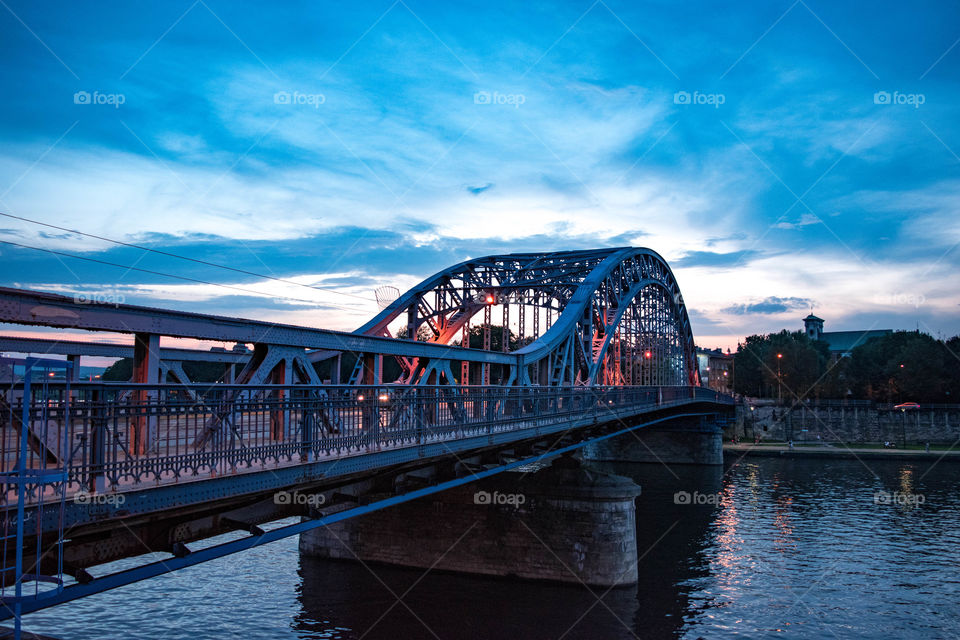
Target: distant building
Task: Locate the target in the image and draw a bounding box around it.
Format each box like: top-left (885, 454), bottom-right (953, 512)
top-left (696, 347), bottom-right (733, 393)
top-left (802, 314), bottom-right (891, 358)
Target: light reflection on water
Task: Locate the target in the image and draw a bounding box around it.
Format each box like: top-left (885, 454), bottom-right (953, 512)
top-left (20, 457), bottom-right (960, 639)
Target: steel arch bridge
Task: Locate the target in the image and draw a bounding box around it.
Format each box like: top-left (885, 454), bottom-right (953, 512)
top-left (0, 246), bottom-right (728, 624)
top-left (338, 247), bottom-right (699, 389)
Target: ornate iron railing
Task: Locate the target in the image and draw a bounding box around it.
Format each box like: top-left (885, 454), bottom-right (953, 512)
top-left (1, 383), bottom-right (730, 501)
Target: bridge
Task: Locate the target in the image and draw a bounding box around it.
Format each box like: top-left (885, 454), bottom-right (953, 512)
top-left (0, 247), bottom-right (733, 627)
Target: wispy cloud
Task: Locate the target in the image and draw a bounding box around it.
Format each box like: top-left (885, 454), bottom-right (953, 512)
top-left (674, 250), bottom-right (762, 268)
top-left (722, 296), bottom-right (813, 315)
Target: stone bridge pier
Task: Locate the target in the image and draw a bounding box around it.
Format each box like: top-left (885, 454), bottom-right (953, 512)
top-left (300, 418), bottom-right (723, 587)
top-left (582, 416), bottom-right (724, 465)
top-left (300, 457), bottom-right (642, 587)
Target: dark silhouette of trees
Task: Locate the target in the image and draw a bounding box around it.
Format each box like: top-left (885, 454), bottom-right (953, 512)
top-left (733, 330), bottom-right (828, 400)
top-left (102, 358), bottom-right (227, 383)
top-left (847, 331), bottom-right (951, 403)
top-left (734, 329), bottom-right (960, 402)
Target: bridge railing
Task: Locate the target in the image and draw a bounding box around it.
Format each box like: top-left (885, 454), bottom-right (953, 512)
top-left (0, 383), bottom-right (731, 501)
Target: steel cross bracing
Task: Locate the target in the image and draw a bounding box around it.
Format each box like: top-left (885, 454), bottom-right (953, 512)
top-left (0, 247), bottom-right (699, 391)
top-left (349, 247), bottom-right (699, 388)
top-left (0, 247), bottom-right (700, 476)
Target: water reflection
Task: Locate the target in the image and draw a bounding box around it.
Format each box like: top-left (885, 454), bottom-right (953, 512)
top-left (293, 458), bottom-right (960, 639)
top-left (18, 458), bottom-right (960, 639)
top-left (292, 462), bottom-right (724, 640)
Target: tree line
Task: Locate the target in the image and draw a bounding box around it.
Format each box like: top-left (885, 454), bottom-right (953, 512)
top-left (732, 329), bottom-right (960, 403)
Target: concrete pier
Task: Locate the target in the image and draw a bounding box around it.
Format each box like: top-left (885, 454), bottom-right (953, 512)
top-left (300, 458), bottom-right (642, 586)
top-left (582, 418), bottom-right (723, 465)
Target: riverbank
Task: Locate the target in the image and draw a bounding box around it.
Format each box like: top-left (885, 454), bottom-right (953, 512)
top-left (724, 442), bottom-right (960, 461)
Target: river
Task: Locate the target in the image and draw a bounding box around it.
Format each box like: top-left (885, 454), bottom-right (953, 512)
top-left (21, 455), bottom-right (960, 639)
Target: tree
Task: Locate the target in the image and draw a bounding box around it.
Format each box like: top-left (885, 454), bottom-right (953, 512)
top-left (101, 358), bottom-right (228, 383)
top-left (847, 331), bottom-right (950, 403)
top-left (733, 334), bottom-right (768, 397)
top-left (102, 358), bottom-right (132, 381)
top-left (733, 330), bottom-right (828, 400)
top-left (945, 336), bottom-right (960, 403)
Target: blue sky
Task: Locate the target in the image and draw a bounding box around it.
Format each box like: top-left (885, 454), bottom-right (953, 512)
top-left (1, 0), bottom-right (958, 349)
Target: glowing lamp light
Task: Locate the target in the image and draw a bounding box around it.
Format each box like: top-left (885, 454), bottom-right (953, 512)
top-left (485, 294), bottom-right (495, 304)
top-left (48, 372), bottom-right (55, 377)
top-left (378, 394), bottom-right (389, 402)
top-left (777, 353), bottom-right (783, 359)
top-left (644, 351), bottom-right (652, 359)
top-left (357, 394), bottom-right (364, 402)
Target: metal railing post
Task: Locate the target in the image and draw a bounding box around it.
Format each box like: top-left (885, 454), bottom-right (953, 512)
top-left (301, 396), bottom-right (314, 462)
top-left (89, 387), bottom-right (107, 494)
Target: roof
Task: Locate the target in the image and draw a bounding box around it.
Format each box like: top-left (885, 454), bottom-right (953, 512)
top-left (820, 330), bottom-right (891, 353)
top-left (803, 314), bottom-right (824, 322)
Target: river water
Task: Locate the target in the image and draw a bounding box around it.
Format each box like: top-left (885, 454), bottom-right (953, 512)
top-left (21, 456), bottom-right (960, 639)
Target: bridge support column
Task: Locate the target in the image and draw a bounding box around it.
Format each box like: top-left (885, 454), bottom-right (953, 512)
top-left (582, 417), bottom-right (723, 465)
top-left (131, 332), bottom-right (160, 456)
top-left (270, 359), bottom-right (291, 441)
top-left (300, 458), bottom-right (642, 587)
top-left (67, 354), bottom-right (80, 381)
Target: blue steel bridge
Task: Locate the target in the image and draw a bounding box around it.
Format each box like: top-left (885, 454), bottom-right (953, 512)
top-left (0, 247), bottom-right (732, 621)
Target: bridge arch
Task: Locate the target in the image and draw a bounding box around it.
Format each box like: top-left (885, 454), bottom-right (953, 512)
top-left (354, 247), bottom-right (699, 387)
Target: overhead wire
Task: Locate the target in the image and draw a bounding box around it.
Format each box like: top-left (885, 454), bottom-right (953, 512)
top-left (0, 239), bottom-right (365, 312)
top-left (0, 211), bottom-right (376, 302)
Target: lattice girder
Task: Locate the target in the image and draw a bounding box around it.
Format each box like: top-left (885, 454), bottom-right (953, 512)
top-left (354, 248), bottom-right (699, 387)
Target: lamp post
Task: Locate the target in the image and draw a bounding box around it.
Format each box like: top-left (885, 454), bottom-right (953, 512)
top-left (777, 353), bottom-right (783, 405)
top-left (900, 408), bottom-right (907, 449)
top-left (898, 363), bottom-right (904, 403)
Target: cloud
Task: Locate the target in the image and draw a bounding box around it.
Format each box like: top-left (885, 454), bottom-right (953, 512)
top-left (466, 183), bottom-right (493, 195)
top-left (773, 213), bottom-right (821, 230)
top-left (673, 250), bottom-right (761, 268)
top-left (722, 296), bottom-right (813, 315)
top-left (1, 0), bottom-right (960, 352)
top-left (704, 232), bottom-right (746, 247)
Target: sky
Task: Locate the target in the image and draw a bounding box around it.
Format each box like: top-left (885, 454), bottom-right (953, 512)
top-left (0, 0), bottom-right (958, 352)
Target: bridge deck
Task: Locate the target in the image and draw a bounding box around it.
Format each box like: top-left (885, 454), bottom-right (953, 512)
top-left (2, 385), bottom-right (731, 512)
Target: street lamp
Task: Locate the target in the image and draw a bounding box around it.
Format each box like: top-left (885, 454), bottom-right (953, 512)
top-left (776, 353), bottom-right (783, 405)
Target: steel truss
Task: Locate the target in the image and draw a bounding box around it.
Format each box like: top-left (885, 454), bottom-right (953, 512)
top-left (350, 247), bottom-right (699, 387)
top-left (0, 247), bottom-right (699, 465)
